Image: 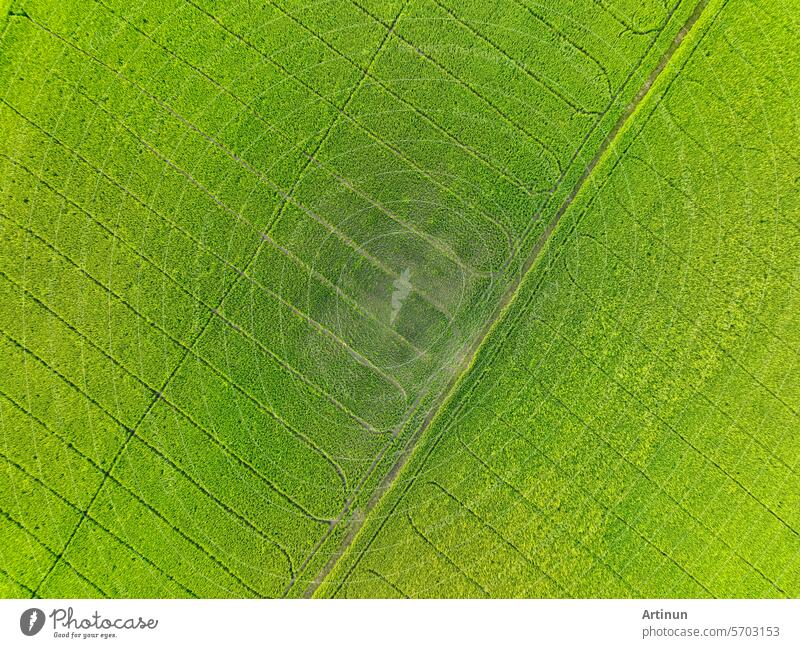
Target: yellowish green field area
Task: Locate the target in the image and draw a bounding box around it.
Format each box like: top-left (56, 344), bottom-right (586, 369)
top-left (0, 0), bottom-right (798, 597)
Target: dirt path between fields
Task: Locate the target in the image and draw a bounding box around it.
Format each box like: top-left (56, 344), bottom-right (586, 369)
top-left (299, 0), bottom-right (713, 597)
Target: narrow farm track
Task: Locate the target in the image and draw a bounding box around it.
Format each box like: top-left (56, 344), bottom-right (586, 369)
top-left (282, 0), bottom-right (694, 594)
top-left (322, 0), bottom-right (800, 598)
top-left (304, 0), bottom-right (713, 596)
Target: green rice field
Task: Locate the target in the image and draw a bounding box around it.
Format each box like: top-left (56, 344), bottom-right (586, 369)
top-left (0, 0), bottom-right (798, 597)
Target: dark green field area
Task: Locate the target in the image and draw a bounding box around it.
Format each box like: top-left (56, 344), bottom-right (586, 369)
top-left (0, 0), bottom-right (797, 598)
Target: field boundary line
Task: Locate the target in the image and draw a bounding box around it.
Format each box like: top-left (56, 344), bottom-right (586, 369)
top-left (0, 452), bottom-right (196, 597)
top-left (508, 0), bottom-right (613, 97)
top-left (365, 569), bottom-right (409, 598)
top-left (0, 505), bottom-right (106, 596)
top-left (0, 563), bottom-right (35, 596)
top-left (495, 411), bottom-right (717, 596)
top-left (257, 0), bottom-right (549, 194)
top-left (170, 0), bottom-right (519, 263)
top-left (405, 512), bottom-right (489, 596)
top-left (593, 0), bottom-right (665, 35)
top-left (91, 0), bottom-right (483, 280)
top-left (518, 316), bottom-right (788, 594)
top-left (17, 14), bottom-right (455, 319)
top-left (429, 0), bottom-right (606, 114)
top-left (0, 207), bottom-right (351, 499)
top-left (313, 0), bottom-right (717, 597)
top-left (454, 431), bottom-right (642, 596)
top-left (344, 0), bottom-right (567, 170)
top-left (0, 387), bottom-right (268, 596)
top-left (3, 318), bottom-right (298, 587)
top-left (424, 480), bottom-right (567, 595)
